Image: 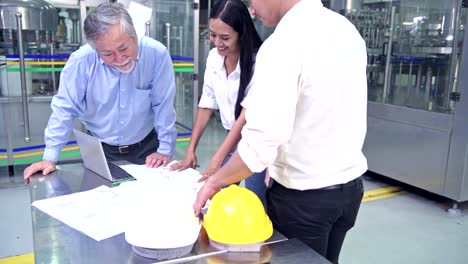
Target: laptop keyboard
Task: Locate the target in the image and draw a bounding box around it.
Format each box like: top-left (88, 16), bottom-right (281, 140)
top-left (107, 162), bottom-right (134, 180)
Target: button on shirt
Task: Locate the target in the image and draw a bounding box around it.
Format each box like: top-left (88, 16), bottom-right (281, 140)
top-left (198, 48), bottom-right (253, 130)
top-left (43, 36), bottom-right (177, 162)
top-left (238, 0), bottom-right (368, 190)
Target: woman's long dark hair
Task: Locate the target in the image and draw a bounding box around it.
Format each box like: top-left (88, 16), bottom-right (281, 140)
top-left (210, 0), bottom-right (263, 119)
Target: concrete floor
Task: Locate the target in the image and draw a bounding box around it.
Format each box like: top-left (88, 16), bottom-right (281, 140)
top-left (1, 117), bottom-right (467, 263)
top-left (342, 177), bottom-right (468, 264)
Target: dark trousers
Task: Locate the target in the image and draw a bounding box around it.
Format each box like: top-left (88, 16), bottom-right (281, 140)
top-left (245, 170), bottom-right (267, 208)
top-left (101, 129), bottom-right (159, 165)
top-left (266, 177), bottom-right (363, 264)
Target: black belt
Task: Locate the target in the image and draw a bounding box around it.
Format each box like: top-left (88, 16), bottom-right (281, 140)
top-left (102, 129), bottom-right (156, 154)
top-left (318, 178), bottom-right (361, 190)
top-left (271, 177), bottom-right (361, 191)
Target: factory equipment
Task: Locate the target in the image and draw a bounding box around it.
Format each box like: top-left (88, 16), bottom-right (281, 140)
top-left (139, 0), bottom-right (197, 127)
top-left (0, 0), bottom-right (104, 176)
top-left (0, 0), bottom-right (66, 179)
top-left (334, 0), bottom-right (468, 204)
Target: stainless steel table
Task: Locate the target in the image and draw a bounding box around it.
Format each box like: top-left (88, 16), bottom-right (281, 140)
top-left (29, 163), bottom-right (331, 263)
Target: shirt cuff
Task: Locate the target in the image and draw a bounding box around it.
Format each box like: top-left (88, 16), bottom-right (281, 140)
top-left (237, 139), bottom-right (267, 173)
top-left (43, 148), bottom-right (60, 163)
top-left (157, 142), bottom-right (174, 157)
top-left (198, 96), bottom-right (218, 109)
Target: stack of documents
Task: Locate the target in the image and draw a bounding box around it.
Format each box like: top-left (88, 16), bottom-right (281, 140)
top-left (32, 165), bottom-right (204, 241)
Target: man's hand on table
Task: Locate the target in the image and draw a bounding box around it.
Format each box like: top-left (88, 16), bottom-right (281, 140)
top-left (145, 152), bottom-right (172, 168)
top-left (23, 160), bottom-right (57, 184)
top-left (193, 178), bottom-right (221, 216)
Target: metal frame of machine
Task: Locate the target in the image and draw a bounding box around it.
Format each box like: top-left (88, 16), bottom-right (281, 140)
top-left (328, 0), bottom-right (468, 203)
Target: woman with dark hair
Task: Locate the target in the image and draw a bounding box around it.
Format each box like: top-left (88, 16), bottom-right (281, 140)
top-left (171, 0), bottom-right (267, 205)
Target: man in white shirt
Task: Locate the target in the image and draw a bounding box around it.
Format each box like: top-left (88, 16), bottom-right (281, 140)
top-left (194, 0), bottom-right (367, 263)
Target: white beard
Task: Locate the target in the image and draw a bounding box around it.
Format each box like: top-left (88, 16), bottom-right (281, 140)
top-left (112, 58), bottom-right (135, 74)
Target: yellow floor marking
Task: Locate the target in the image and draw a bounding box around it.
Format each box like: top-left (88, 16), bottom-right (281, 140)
top-left (362, 186), bottom-right (404, 203)
top-left (363, 191), bottom-right (405, 203)
top-left (0, 253), bottom-right (34, 264)
top-left (364, 186), bottom-right (402, 196)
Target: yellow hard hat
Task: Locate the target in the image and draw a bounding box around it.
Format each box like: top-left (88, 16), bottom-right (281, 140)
top-left (203, 185), bottom-right (273, 245)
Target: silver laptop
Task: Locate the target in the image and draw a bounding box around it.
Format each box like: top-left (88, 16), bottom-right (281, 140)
top-left (73, 129), bottom-right (135, 183)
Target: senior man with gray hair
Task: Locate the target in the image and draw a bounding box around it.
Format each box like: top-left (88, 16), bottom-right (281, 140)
top-left (24, 2), bottom-right (177, 183)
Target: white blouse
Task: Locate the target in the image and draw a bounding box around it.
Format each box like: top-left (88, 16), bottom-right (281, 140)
top-left (198, 48), bottom-right (253, 130)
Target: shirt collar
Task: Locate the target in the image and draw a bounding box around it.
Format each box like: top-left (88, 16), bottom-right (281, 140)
top-left (214, 53), bottom-right (241, 76)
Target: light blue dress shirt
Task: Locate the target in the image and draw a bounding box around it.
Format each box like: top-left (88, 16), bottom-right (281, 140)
top-left (43, 36), bottom-right (177, 162)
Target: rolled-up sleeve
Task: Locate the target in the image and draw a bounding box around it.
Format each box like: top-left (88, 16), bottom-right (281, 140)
top-left (198, 54), bottom-right (218, 110)
top-left (237, 37), bottom-right (300, 172)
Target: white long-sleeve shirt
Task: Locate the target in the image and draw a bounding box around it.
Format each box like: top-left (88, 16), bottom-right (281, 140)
top-left (238, 0), bottom-right (368, 190)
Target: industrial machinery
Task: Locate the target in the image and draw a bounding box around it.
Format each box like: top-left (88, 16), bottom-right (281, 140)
top-left (0, 0), bottom-right (64, 180)
top-left (328, 0), bottom-right (468, 204)
top-left (0, 0), bottom-right (100, 181)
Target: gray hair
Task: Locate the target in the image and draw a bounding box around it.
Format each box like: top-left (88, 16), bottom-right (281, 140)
top-left (83, 2), bottom-right (137, 48)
